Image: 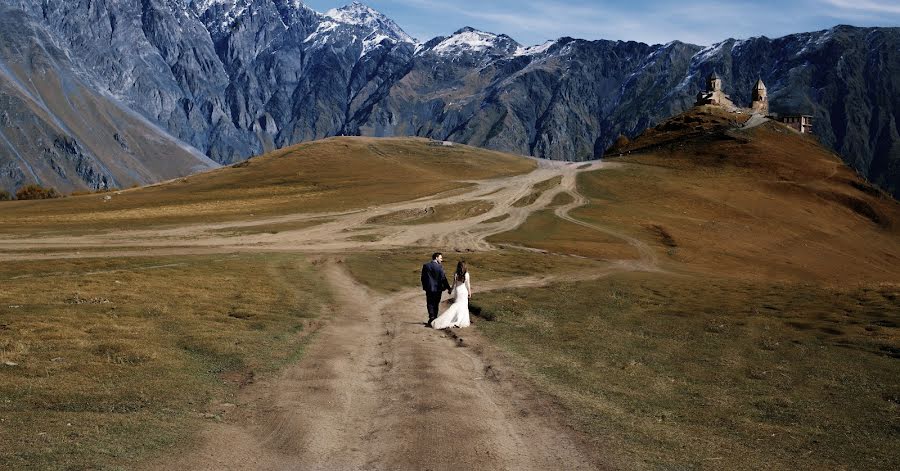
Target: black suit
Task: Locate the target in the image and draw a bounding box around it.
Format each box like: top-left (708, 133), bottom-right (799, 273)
top-left (421, 260), bottom-right (451, 324)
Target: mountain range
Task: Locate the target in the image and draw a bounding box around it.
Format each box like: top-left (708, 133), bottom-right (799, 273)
top-left (0, 0), bottom-right (897, 197)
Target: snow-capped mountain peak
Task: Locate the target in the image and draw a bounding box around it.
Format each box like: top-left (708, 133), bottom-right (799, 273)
top-left (429, 27), bottom-right (519, 57)
top-left (324, 1), bottom-right (415, 44)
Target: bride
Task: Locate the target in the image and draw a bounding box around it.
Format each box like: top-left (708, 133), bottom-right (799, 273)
top-left (431, 260), bottom-right (472, 329)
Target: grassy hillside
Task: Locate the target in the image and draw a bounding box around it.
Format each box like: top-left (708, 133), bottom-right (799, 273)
top-left (492, 107), bottom-right (900, 283)
top-left (3, 122), bottom-right (898, 469)
top-left (474, 273), bottom-right (899, 470)
top-left (0, 137), bottom-right (539, 467)
top-left (468, 108), bottom-right (900, 469)
top-left (0, 137), bottom-right (535, 235)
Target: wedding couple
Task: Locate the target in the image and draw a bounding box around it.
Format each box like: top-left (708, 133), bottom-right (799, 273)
top-left (420, 252), bottom-right (472, 329)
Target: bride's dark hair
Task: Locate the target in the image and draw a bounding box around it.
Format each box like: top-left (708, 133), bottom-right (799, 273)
top-left (455, 260), bottom-right (467, 282)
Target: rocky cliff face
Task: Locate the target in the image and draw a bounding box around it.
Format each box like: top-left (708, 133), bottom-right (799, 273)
top-left (0, 3), bottom-right (219, 193)
top-left (0, 1), bottom-right (897, 196)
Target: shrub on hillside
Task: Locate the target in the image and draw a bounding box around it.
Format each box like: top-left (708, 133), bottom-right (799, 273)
top-left (0, 190), bottom-right (11, 201)
top-left (15, 184), bottom-right (62, 200)
top-left (606, 134), bottom-right (631, 155)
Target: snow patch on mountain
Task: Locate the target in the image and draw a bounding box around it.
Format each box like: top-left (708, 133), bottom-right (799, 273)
top-left (429, 27), bottom-right (518, 57)
top-left (296, 1), bottom-right (416, 57)
top-left (795, 29), bottom-right (833, 57)
top-left (432, 29), bottom-right (496, 54)
top-left (190, 0), bottom-right (232, 13)
top-left (324, 2), bottom-right (414, 44)
top-left (692, 40), bottom-right (727, 65)
top-left (514, 40), bottom-right (556, 57)
top-left (361, 32), bottom-right (395, 56)
top-left (190, 0), bottom-right (255, 32)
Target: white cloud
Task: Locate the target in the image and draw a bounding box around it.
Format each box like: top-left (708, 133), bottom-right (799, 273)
top-left (820, 0), bottom-right (900, 14)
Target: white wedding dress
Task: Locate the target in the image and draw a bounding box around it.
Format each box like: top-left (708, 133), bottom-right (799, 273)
top-left (431, 272), bottom-right (471, 329)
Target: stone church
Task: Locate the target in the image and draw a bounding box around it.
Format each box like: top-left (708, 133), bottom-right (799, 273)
top-left (694, 73), bottom-right (769, 115)
top-left (694, 72), bottom-right (736, 109)
top-left (751, 78), bottom-right (769, 114)
top-left (694, 73), bottom-right (812, 133)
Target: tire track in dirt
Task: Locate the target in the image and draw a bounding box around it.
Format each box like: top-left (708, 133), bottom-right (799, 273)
top-left (148, 262), bottom-right (608, 470)
top-left (0, 161), bottom-right (621, 260)
top-left (551, 168), bottom-right (660, 271)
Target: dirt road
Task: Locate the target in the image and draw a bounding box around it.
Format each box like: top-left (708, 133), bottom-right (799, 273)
top-left (10, 161), bottom-right (655, 469)
top-left (151, 263), bottom-right (606, 470)
top-left (0, 160), bottom-right (652, 266)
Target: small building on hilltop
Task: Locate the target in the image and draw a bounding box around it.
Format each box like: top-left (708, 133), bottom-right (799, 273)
top-left (691, 73), bottom-right (813, 134)
top-left (777, 114), bottom-right (813, 134)
top-left (751, 78), bottom-right (769, 114)
top-left (695, 72), bottom-right (736, 109)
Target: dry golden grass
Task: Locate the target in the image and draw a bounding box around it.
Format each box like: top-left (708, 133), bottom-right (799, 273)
top-left (493, 108), bottom-right (900, 283)
top-left (5, 114), bottom-right (900, 470)
top-left (207, 218), bottom-right (332, 236)
top-left (480, 214), bottom-right (511, 224)
top-left (579, 115), bottom-right (900, 283)
top-left (546, 192), bottom-right (575, 208)
top-left (512, 176), bottom-right (562, 207)
top-left (367, 200), bottom-right (494, 225)
top-left (488, 210), bottom-right (639, 260)
top-left (343, 249), bottom-right (604, 294)
top-left (0, 137), bottom-right (535, 236)
top-left (473, 273), bottom-right (900, 470)
top-left (449, 108), bottom-right (900, 469)
top-left (347, 234), bottom-right (384, 243)
top-left (0, 253), bottom-right (330, 469)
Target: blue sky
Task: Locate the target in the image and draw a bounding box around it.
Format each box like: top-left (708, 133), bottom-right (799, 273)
top-left (304, 0), bottom-right (900, 46)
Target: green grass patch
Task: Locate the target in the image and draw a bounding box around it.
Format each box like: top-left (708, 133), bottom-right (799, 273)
top-left (347, 234), bottom-right (383, 243)
top-left (481, 214), bottom-right (511, 224)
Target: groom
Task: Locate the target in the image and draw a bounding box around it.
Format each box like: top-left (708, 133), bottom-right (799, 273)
top-left (421, 252), bottom-right (451, 326)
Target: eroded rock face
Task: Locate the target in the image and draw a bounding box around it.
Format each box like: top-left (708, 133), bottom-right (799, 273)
top-left (0, 2), bottom-right (219, 194)
top-left (0, 1), bottom-right (897, 196)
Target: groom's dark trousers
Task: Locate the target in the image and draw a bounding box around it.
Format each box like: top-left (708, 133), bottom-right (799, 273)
top-left (421, 260), bottom-right (450, 324)
top-left (425, 291), bottom-right (442, 324)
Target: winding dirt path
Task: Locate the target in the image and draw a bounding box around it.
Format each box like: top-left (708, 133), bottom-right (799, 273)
top-left (0, 160), bottom-right (626, 261)
top-left (12, 160), bottom-right (659, 469)
top-left (149, 262), bottom-right (612, 470)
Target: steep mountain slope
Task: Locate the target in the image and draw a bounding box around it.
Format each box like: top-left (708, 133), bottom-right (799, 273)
top-left (0, 5), bottom-right (218, 193)
top-left (0, 1), bottom-right (897, 197)
top-left (351, 34), bottom-right (699, 162)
